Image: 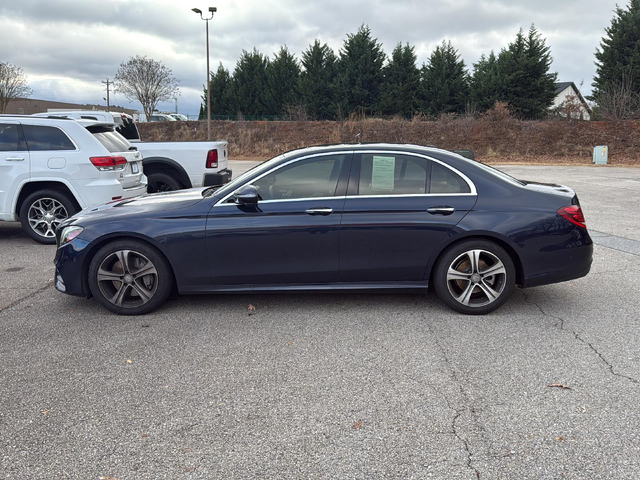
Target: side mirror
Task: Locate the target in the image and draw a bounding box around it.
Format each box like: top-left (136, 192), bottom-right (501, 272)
top-left (233, 184), bottom-right (259, 205)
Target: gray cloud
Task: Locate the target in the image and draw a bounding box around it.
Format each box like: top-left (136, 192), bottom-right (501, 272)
top-left (0, 0), bottom-right (618, 115)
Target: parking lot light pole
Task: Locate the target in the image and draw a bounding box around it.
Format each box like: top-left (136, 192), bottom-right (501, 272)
top-left (192, 6), bottom-right (216, 140)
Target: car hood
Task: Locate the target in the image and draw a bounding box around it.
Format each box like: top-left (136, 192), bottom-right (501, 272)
top-left (70, 188), bottom-right (208, 224)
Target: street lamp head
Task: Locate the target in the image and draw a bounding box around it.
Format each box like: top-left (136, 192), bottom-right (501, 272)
top-left (191, 7), bottom-right (202, 14)
top-left (209, 7), bottom-right (217, 12)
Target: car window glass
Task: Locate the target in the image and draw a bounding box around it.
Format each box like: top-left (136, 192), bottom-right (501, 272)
top-left (22, 125), bottom-right (75, 151)
top-left (89, 128), bottom-right (132, 153)
top-left (115, 117), bottom-right (140, 140)
top-left (358, 154), bottom-right (427, 195)
top-left (429, 162), bottom-right (471, 194)
top-left (252, 155), bottom-right (345, 201)
top-left (0, 124), bottom-right (20, 151)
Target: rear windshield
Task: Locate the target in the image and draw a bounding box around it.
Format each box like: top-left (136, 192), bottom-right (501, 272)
top-left (116, 117), bottom-right (140, 140)
top-left (88, 126), bottom-right (132, 153)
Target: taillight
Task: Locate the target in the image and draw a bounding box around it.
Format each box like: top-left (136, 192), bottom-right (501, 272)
top-left (90, 156), bottom-right (127, 171)
top-left (557, 205), bottom-right (586, 228)
top-left (206, 150), bottom-right (218, 168)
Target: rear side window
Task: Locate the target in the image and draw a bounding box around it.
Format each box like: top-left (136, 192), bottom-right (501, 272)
top-left (430, 162), bottom-right (471, 194)
top-left (22, 125), bottom-right (75, 151)
top-left (0, 124), bottom-right (21, 151)
top-left (90, 128), bottom-right (132, 153)
top-left (115, 117), bottom-right (140, 140)
top-left (358, 154), bottom-right (428, 195)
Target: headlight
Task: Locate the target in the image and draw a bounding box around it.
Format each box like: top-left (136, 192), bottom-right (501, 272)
top-left (59, 226), bottom-right (84, 246)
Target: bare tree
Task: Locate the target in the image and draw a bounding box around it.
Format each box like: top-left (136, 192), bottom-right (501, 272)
top-left (0, 62), bottom-right (32, 113)
top-left (114, 56), bottom-right (179, 121)
top-left (596, 70), bottom-right (640, 120)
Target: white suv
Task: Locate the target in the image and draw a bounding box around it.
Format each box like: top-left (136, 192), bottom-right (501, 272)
top-left (0, 115), bottom-right (147, 244)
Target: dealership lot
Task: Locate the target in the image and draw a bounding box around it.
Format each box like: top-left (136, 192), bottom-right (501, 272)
top-left (1, 163), bottom-right (639, 479)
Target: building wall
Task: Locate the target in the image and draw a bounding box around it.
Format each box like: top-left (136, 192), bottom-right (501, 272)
top-left (553, 86), bottom-right (591, 121)
top-left (4, 98), bottom-right (137, 116)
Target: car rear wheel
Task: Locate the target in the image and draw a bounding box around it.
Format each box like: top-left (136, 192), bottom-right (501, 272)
top-left (88, 239), bottom-right (173, 315)
top-left (433, 239), bottom-right (515, 315)
top-left (19, 189), bottom-right (78, 244)
top-left (147, 172), bottom-right (181, 193)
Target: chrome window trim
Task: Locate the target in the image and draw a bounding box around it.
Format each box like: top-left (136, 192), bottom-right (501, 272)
top-left (355, 150), bottom-right (477, 196)
top-left (213, 149), bottom-right (477, 208)
top-left (213, 151), bottom-right (354, 207)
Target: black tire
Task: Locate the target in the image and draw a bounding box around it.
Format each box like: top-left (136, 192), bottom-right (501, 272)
top-left (432, 239), bottom-right (516, 315)
top-left (147, 172), bottom-right (181, 193)
top-left (88, 239), bottom-right (174, 315)
top-left (19, 189), bottom-right (78, 245)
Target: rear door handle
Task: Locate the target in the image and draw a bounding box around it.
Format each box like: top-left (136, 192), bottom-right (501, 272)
top-left (305, 207), bottom-right (333, 216)
top-left (427, 206), bottom-right (455, 215)
top-left (5, 157), bottom-right (25, 162)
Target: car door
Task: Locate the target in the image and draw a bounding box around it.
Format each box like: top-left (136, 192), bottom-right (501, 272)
top-left (206, 152), bottom-right (353, 287)
top-left (339, 151), bottom-right (478, 282)
top-left (0, 121), bottom-right (29, 217)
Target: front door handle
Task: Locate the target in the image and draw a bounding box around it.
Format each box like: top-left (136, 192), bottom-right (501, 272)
top-left (427, 206), bottom-right (455, 215)
top-left (5, 157), bottom-right (25, 162)
top-left (305, 207), bottom-right (333, 216)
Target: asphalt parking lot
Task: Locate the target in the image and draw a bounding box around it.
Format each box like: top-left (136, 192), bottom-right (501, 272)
top-left (1, 162), bottom-right (639, 479)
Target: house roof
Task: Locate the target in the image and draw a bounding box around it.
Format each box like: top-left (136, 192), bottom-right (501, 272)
top-left (554, 82), bottom-right (574, 94)
top-left (554, 82), bottom-right (592, 114)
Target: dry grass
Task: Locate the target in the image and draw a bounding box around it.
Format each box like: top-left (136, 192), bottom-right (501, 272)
top-left (138, 109), bottom-right (640, 166)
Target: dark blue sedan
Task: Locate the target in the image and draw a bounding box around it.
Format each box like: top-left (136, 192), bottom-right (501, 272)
top-left (54, 144), bottom-right (592, 315)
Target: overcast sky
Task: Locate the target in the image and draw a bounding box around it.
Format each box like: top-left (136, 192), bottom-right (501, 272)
top-left (0, 0), bottom-right (621, 116)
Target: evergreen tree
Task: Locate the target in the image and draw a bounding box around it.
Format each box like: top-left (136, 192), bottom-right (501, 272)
top-left (592, 0), bottom-right (640, 102)
top-left (299, 40), bottom-right (338, 120)
top-left (419, 40), bottom-right (469, 115)
top-left (469, 52), bottom-right (503, 112)
top-left (203, 62), bottom-right (233, 117)
top-left (335, 24), bottom-right (386, 117)
top-left (497, 25), bottom-right (557, 119)
top-left (378, 43), bottom-right (420, 117)
top-left (265, 46), bottom-right (301, 115)
top-left (230, 48), bottom-right (269, 116)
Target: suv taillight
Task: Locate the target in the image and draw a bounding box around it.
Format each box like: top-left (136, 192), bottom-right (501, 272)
top-left (90, 156), bottom-right (127, 171)
top-left (206, 150), bottom-right (218, 168)
top-left (558, 205), bottom-right (586, 228)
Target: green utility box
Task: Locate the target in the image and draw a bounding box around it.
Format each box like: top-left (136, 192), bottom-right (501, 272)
top-left (593, 146), bottom-right (608, 165)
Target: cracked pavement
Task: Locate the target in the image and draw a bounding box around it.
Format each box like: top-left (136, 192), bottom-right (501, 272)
top-left (1, 164), bottom-right (639, 479)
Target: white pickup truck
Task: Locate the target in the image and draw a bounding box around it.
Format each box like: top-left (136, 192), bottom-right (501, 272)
top-left (34, 111), bottom-right (232, 192)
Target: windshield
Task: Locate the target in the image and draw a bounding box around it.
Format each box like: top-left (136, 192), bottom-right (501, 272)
top-left (204, 155), bottom-right (284, 198)
top-left (115, 117), bottom-right (140, 140)
top-left (468, 160), bottom-right (525, 186)
top-left (88, 126), bottom-right (132, 153)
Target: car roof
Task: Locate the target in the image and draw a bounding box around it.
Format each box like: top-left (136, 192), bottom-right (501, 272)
top-left (280, 142), bottom-right (456, 159)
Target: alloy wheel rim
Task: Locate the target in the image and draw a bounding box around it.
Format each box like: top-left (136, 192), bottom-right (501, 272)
top-left (446, 249), bottom-right (507, 308)
top-left (97, 250), bottom-right (159, 309)
top-left (28, 198), bottom-right (68, 238)
top-left (149, 180), bottom-right (172, 193)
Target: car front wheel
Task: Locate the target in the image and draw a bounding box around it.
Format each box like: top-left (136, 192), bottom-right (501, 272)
top-left (88, 240), bottom-right (173, 315)
top-left (433, 239), bottom-right (516, 315)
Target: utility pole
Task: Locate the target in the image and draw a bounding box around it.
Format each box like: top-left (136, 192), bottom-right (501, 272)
top-left (174, 97), bottom-right (178, 114)
top-left (192, 7), bottom-right (216, 140)
top-left (102, 79), bottom-right (111, 111)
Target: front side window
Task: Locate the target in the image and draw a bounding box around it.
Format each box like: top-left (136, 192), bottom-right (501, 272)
top-left (22, 125), bottom-right (75, 151)
top-left (358, 154), bottom-right (428, 195)
top-left (252, 154), bottom-right (346, 201)
top-left (0, 124), bottom-right (20, 152)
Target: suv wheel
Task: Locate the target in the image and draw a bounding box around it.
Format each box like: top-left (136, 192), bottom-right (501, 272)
top-left (433, 239), bottom-right (516, 315)
top-left (19, 189), bottom-right (78, 244)
top-left (88, 239), bottom-right (173, 315)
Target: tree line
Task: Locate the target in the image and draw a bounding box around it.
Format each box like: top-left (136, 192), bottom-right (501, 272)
top-left (201, 24), bottom-right (559, 121)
